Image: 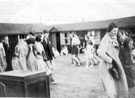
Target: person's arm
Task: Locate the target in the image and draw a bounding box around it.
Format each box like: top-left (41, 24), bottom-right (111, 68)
top-left (97, 38), bottom-right (112, 63)
top-left (84, 35), bottom-right (88, 41)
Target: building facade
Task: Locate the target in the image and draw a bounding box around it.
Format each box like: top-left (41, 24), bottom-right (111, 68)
top-left (49, 16), bottom-right (135, 53)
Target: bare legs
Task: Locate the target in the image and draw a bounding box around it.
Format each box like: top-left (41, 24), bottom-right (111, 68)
top-left (72, 55), bottom-right (80, 66)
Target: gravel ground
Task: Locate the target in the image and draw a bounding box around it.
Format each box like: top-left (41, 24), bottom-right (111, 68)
top-left (50, 54), bottom-right (135, 98)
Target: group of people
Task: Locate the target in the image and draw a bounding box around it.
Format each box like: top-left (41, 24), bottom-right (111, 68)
top-left (0, 22), bottom-right (134, 97)
top-left (0, 30), bottom-right (55, 82)
top-left (70, 31), bottom-right (99, 67)
top-left (98, 22), bottom-right (135, 98)
top-left (84, 31), bottom-right (100, 67)
top-left (70, 22), bottom-right (135, 98)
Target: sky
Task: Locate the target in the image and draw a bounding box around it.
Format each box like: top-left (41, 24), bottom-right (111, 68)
top-left (0, 0), bottom-right (135, 25)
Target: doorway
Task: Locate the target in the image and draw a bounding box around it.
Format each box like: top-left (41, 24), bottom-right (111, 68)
top-left (8, 35), bottom-right (18, 57)
top-left (56, 32), bottom-right (61, 52)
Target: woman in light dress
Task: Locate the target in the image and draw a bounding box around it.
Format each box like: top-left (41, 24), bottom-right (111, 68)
top-left (97, 22), bottom-right (129, 98)
top-left (85, 32), bottom-right (95, 67)
top-left (12, 39), bottom-right (29, 71)
top-left (35, 35), bottom-right (51, 75)
top-left (25, 38), bottom-right (38, 71)
top-left (85, 41), bottom-right (94, 67)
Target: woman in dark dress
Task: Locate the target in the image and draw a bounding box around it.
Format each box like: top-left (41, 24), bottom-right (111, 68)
top-left (119, 37), bottom-right (135, 88)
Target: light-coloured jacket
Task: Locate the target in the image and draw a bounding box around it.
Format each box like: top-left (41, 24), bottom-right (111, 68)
top-left (0, 43), bottom-right (7, 72)
top-left (97, 33), bottom-right (129, 98)
top-left (13, 40), bottom-right (28, 71)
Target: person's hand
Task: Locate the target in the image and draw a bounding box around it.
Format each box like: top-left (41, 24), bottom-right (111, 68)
top-left (107, 58), bottom-right (113, 69)
top-left (107, 63), bottom-right (112, 69)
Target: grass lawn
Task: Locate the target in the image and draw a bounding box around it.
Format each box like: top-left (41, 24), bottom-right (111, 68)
top-left (50, 54), bottom-right (135, 98)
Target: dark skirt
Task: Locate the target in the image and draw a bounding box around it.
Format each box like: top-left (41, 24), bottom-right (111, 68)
top-left (71, 45), bottom-right (79, 55)
top-left (124, 66), bottom-right (135, 88)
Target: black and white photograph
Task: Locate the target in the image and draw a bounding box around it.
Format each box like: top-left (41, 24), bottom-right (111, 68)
top-left (0, 0), bottom-right (135, 98)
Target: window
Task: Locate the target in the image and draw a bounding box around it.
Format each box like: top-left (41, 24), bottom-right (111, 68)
top-left (65, 33), bottom-right (67, 37)
top-left (65, 39), bottom-right (68, 44)
top-left (19, 35), bottom-right (26, 39)
top-left (61, 32), bottom-right (70, 45)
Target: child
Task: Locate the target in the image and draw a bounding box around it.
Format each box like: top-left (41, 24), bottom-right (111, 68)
top-left (85, 41), bottom-right (94, 68)
top-left (52, 47), bottom-right (60, 57)
top-left (60, 46), bottom-right (68, 56)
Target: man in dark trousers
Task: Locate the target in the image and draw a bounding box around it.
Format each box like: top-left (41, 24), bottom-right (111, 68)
top-left (42, 30), bottom-right (55, 82)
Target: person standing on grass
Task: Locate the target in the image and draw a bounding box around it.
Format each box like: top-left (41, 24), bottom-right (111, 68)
top-left (97, 22), bottom-right (129, 98)
top-left (24, 32), bottom-right (38, 71)
top-left (25, 38), bottom-right (38, 71)
top-left (35, 35), bottom-right (51, 75)
top-left (85, 32), bottom-right (95, 68)
top-left (42, 30), bottom-right (55, 81)
top-left (12, 39), bottom-right (28, 71)
top-left (119, 37), bottom-right (135, 97)
top-left (85, 40), bottom-right (94, 68)
top-left (70, 32), bottom-right (81, 66)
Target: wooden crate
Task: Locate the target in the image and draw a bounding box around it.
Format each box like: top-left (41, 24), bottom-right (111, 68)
top-left (0, 70), bottom-right (50, 97)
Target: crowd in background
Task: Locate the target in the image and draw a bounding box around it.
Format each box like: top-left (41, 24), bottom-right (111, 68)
top-left (69, 31), bottom-right (100, 67)
top-left (0, 30), bottom-right (55, 82)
